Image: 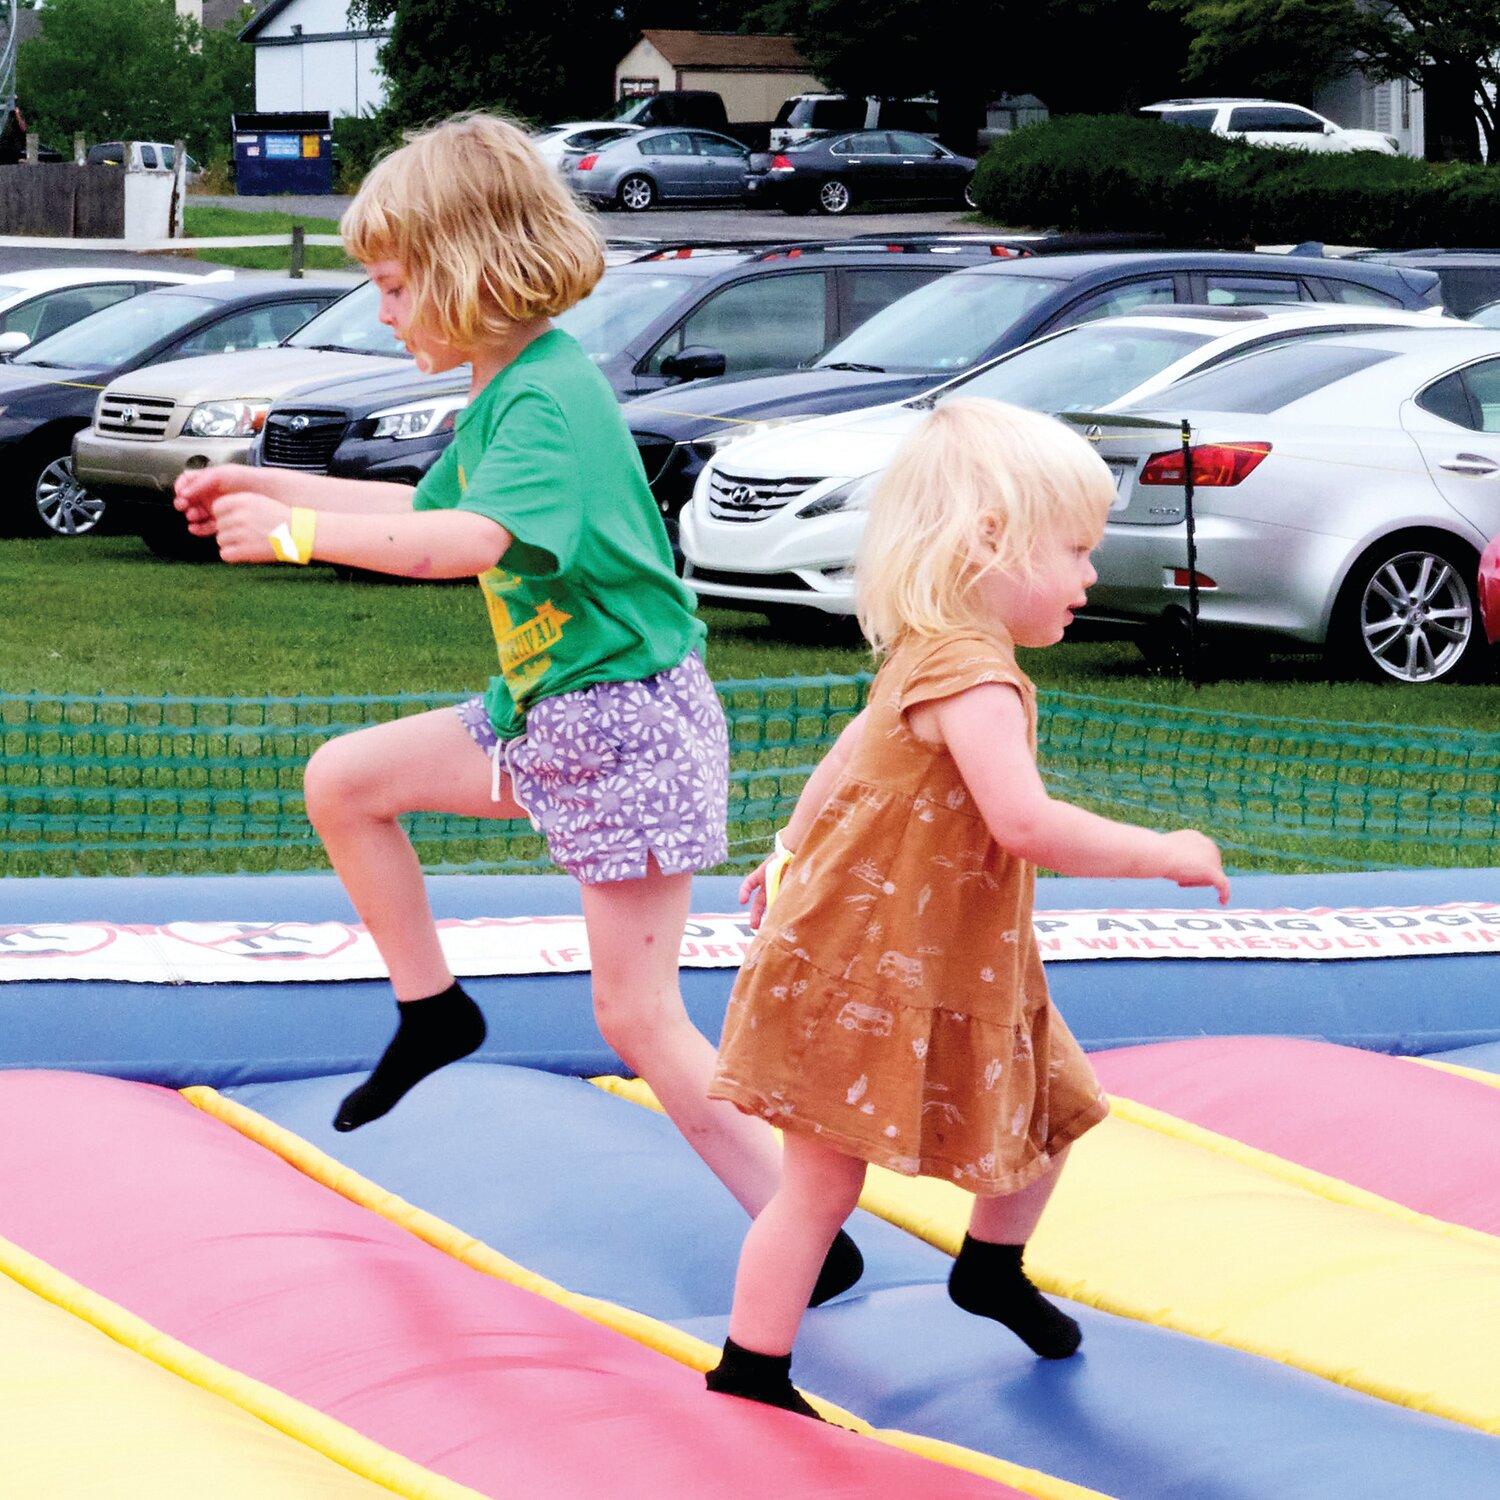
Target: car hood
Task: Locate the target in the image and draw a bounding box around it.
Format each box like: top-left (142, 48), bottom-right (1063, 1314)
top-left (622, 368), bottom-right (944, 442)
top-left (0, 362), bottom-right (109, 401)
top-left (709, 400), bottom-right (926, 479)
top-left (267, 363), bottom-right (471, 415)
top-left (103, 347), bottom-right (410, 402)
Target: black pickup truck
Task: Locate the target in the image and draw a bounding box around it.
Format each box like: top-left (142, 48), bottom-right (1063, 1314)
top-left (605, 90), bottom-right (771, 152)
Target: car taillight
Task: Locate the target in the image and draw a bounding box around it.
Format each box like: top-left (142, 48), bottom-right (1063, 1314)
top-left (771, 155), bottom-right (793, 170)
top-left (1138, 442), bottom-right (1271, 487)
top-left (576, 153), bottom-right (598, 171)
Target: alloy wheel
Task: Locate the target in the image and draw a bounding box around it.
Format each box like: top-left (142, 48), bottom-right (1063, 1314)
top-left (36, 456), bottom-right (105, 536)
top-left (619, 175), bottom-right (654, 211)
top-left (818, 180), bottom-right (852, 214)
top-left (1357, 548), bottom-right (1474, 683)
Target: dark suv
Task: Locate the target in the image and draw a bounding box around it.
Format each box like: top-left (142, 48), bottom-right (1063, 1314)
top-left (247, 237), bottom-right (1027, 492)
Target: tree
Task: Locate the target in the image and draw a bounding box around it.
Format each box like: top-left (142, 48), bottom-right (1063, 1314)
top-left (1354, 0), bottom-right (1500, 161)
top-left (751, 0), bottom-right (1189, 151)
top-left (350, 0), bottom-right (627, 128)
top-left (17, 0), bottom-right (252, 155)
top-left (1151, 0), bottom-right (1365, 101)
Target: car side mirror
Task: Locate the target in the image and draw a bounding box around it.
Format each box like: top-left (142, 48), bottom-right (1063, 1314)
top-left (0, 330), bottom-right (31, 356)
top-left (1325, 124), bottom-right (1336, 135)
top-left (660, 344), bottom-right (727, 381)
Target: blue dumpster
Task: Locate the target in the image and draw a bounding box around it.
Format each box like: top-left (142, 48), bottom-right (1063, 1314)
top-left (232, 111), bottom-right (333, 195)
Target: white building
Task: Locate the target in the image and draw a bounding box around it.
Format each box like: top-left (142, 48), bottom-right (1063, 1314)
top-left (1316, 72), bottom-right (1424, 157)
top-left (240, 0), bottom-right (389, 118)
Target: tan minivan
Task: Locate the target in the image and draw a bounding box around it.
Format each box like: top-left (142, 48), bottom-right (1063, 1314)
top-left (73, 280), bottom-right (405, 531)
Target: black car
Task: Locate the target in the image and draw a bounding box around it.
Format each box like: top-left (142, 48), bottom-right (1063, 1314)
top-left (745, 131), bottom-right (977, 216)
top-left (623, 248), bottom-right (1444, 525)
top-left (0, 278), bottom-right (346, 536)
top-left (244, 238), bottom-right (1027, 499)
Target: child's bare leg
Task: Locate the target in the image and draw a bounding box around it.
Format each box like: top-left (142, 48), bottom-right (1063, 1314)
top-left (303, 708), bottom-right (519, 1128)
top-left (579, 863), bottom-right (864, 1304)
top-left (706, 1132), bottom-right (867, 1419)
top-left (951, 1146), bottom-right (1081, 1358)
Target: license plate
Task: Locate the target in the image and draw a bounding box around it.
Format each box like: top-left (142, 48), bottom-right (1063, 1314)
top-left (1107, 461), bottom-right (1134, 511)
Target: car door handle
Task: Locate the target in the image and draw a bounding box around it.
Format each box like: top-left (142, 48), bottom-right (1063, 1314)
top-left (1440, 453), bottom-right (1500, 475)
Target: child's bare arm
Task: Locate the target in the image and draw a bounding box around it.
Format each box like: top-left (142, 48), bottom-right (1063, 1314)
top-left (740, 708), bottom-right (868, 926)
top-left (207, 490), bottom-right (511, 579)
top-left (929, 684), bottom-right (1230, 902)
top-left (175, 463), bottom-right (414, 526)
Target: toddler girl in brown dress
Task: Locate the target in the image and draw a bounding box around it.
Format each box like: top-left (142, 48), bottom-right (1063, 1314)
top-left (704, 398), bottom-right (1231, 1419)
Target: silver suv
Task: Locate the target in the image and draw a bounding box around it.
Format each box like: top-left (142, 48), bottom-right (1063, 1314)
top-left (1141, 98), bottom-right (1399, 155)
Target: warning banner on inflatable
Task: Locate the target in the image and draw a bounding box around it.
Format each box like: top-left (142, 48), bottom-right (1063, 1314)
top-left (4, 903), bottom-right (1500, 984)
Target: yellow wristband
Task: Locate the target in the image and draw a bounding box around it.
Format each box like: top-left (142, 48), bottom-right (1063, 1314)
top-left (268, 507), bottom-right (316, 565)
top-left (766, 829), bottom-right (795, 907)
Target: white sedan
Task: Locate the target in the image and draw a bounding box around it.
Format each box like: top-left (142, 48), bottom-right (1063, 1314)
top-left (680, 304), bottom-right (1450, 625)
top-left (0, 267), bottom-right (217, 356)
top-left (531, 122), bottom-right (643, 168)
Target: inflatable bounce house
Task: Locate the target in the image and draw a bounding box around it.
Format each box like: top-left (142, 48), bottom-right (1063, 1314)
top-left (7, 859), bottom-right (1500, 1499)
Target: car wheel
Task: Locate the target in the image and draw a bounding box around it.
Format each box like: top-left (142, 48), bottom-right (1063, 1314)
top-left (1333, 536), bottom-right (1481, 684)
top-left (617, 174), bottom-right (656, 212)
top-left (139, 508), bottom-right (220, 562)
top-left (963, 177), bottom-right (977, 209)
top-left (33, 453), bottom-right (106, 537)
top-left (816, 179), bottom-right (853, 215)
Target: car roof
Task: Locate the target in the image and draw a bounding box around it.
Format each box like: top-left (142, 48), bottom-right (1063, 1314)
top-left (1144, 97), bottom-right (1286, 107)
top-left (0, 267), bottom-right (197, 291)
top-left (134, 277), bottom-right (351, 304)
top-left (1046, 305), bottom-right (1444, 336)
top-left (1251, 326), bottom-right (1500, 354)
top-left (944, 249), bottom-right (1426, 282)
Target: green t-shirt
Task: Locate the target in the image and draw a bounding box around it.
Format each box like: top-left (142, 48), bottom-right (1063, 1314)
top-left (414, 329), bottom-right (705, 739)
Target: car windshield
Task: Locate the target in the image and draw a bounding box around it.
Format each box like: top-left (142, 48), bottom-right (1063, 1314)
top-left (555, 271), bottom-right (693, 360)
top-left (816, 271), bottom-right (1069, 373)
top-left (1119, 340), bottom-right (1401, 414)
top-left (287, 281), bottom-right (405, 357)
top-left (13, 290), bottom-right (214, 368)
top-left (945, 325), bottom-right (1218, 412)
top-left (0, 284), bottom-right (20, 301)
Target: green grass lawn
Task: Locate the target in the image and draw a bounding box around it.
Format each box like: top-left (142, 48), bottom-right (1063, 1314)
top-left (183, 205), bottom-right (353, 273)
top-left (5, 535), bottom-right (1500, 879)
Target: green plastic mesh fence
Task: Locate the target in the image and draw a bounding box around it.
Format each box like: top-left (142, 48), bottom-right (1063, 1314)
top-left (3, 681), bottom-right (1497, 878)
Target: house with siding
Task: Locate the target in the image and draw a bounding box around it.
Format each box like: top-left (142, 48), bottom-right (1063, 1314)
top-left (240, 0), bottom-right (388, 118)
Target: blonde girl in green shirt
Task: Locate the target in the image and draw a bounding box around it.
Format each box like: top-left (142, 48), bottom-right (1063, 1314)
top-left (173, 113), bottom-right (863, 1306)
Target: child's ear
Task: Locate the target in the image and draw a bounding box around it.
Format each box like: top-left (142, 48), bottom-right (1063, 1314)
top-left (974, 513), bottom-right (1001, 556)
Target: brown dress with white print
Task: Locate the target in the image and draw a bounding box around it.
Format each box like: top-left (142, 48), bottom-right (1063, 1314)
top-left (709, 628), bottom-right (1108, 1194)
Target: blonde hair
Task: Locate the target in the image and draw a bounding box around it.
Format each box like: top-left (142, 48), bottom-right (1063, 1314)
top-left (856, 398), bottom-right (1114, 654)
top-left (342, 112), bottom-right (605, 347)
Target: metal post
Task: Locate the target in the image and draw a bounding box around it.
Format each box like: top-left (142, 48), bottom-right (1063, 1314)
top-left (290, 223), bottom-right (305, 279)
top-left (73, 132), bottom-right (85, 166)
top-left (1180, 417), bottom-right (1200, 685)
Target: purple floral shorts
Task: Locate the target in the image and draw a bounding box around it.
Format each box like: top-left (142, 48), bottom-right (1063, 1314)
top-left (456, 653), bottom-right (729, 885)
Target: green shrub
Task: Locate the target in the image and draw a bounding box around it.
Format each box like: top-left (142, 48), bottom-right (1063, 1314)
top-left (332, 109), bottom-right (398, 194)
top-left (971, 116), bottom-right (1500, 249)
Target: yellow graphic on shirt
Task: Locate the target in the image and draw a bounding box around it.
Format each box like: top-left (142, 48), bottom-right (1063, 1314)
top-left (479, 568), bottom-right (571, 703)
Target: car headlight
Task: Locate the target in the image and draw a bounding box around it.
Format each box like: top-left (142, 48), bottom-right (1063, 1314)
top-left (184, 400), bottom-right (271, 438)
top-left (797, 476), bottom-right (874, 520)
top-left (369, 396), bottom-right (467, 441)
top-left (682, 414), bottom-right (816, 463)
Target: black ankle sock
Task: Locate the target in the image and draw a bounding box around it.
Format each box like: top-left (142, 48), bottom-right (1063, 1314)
top-left (705, 1337), bottom-right (824, 1420)
top-left (808, 1228), bottom-right (864, 1307)
top-left (947, 1235), bottom-right (1082, 1359)
top-left (333, 982), bottom-right (486, 1132)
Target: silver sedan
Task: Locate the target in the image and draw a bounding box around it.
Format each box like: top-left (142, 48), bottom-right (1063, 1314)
top-left (562, 127), bottom-right (751, 212)
top-left (1066, 327), bottom-right (1500, 684)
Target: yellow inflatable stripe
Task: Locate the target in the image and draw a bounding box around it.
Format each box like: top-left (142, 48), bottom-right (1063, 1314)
top-left (1408, 1054), bottom-right (1500, 1091)
top-left (0, 1232), bottom-right (483, 1500)
top-left (592, 1076), bottom-right (1500, 1434)
top-left (182, 1086), bottom-right (1112, 1500)
top-left (2, 1268), bottom-right (399, 1498)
